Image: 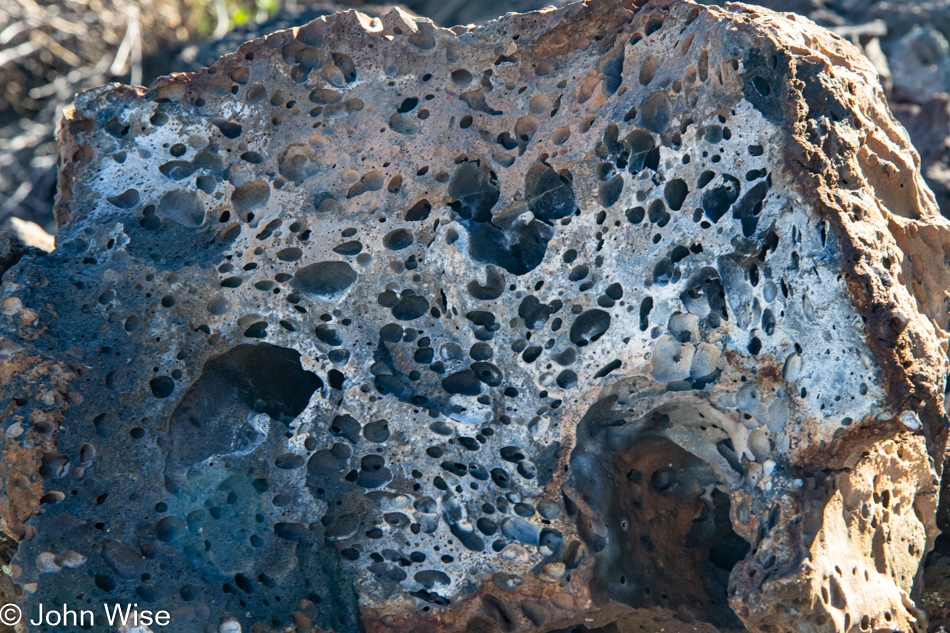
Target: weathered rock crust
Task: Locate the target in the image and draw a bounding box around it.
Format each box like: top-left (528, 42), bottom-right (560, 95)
top-left (1, 1), bottom-right (949, 632)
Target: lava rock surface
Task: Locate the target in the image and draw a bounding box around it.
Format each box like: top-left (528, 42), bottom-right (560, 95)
top-left (2, 1), bottom-right (950, 632)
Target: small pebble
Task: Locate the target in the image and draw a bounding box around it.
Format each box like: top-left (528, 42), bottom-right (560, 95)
top-left (60, 551), bottom-right (87, 568)
top-left (900, 410), bottom-right (921, 431)
top-left (500, 543), bottom-right (530, 563)
top-left (550, 592), bottom-right (574, 610)
top-left (219, 617), bottom-right (241, 633)
top-left (539, 562), bottom-right (565, 583)
top-left (36, 552), bottom-right (61, 573)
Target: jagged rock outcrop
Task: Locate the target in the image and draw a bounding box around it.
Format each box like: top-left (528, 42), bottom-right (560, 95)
top-left (2, 1), bottom-right (950, 632)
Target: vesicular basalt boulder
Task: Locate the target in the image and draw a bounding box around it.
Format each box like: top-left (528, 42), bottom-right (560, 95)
top-left (3, 1), bottom-right (950, 632)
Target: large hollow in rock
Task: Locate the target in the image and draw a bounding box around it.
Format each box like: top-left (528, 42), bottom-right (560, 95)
top-left (572, 400), bottom-right (750, 627)
top-left (1, 1), bottom-right (950, 632)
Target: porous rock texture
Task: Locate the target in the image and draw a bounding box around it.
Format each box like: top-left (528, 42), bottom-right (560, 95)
top-left (3, 1), bottom-right (950, 632)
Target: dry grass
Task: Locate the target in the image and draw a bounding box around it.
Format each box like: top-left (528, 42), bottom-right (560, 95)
top-left (0, 0), bottom-right (278, 119)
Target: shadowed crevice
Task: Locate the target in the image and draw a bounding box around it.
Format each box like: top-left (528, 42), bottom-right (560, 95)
top-left (570, 399), bottom-right (749, 628)
top-left (164, 343), bottom-right (322, 493)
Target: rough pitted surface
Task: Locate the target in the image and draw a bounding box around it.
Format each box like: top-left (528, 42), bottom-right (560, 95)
top-left (3, 1), bottom-right (950, 632)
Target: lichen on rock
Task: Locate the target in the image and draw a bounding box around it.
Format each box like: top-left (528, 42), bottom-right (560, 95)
top-left (2, 1), bottom-right (950, 632)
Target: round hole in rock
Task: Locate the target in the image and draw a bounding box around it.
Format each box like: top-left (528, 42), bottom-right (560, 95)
top-left (451, 69), bottom-right (473, 85)
top-left (291, 261), bottom-right (357, 300)
top-left (149, 376), bottom-right (175, 398)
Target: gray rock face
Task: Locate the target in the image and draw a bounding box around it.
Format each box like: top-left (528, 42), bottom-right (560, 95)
top-left (2, 1), bottom-right (950, 632)
top-left (890, 25), bottom-right (950, 100)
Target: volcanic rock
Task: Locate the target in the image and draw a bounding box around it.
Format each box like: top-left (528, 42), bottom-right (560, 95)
top-left (2, 1), bottom-right (950, 632)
